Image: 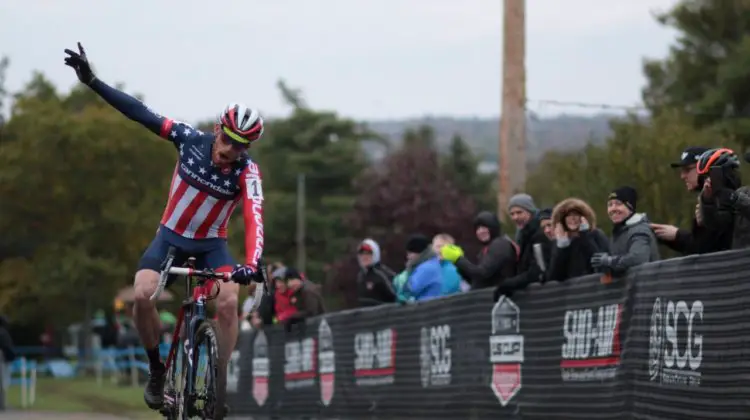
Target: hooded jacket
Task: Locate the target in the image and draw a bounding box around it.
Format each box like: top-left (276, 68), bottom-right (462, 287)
top-left (356, 239), bottom-right (397, 306)
top-left (548, 198), bottom-right (610, 281)
top-left (454, 211), bottom-right (517, 289)
top-left (608, 213), bottom-right (660, 275)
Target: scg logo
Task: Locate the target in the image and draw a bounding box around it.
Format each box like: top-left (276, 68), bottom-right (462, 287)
top-left (663, 300), bottom-right (703, 370)
top-left (649, 298), bottom-right (703, 386)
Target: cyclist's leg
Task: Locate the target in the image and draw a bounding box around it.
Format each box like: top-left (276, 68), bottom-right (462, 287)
top-left (134, 228), bottom-right (184, 409)
top-left (202, 245), bottom-right (241, 371)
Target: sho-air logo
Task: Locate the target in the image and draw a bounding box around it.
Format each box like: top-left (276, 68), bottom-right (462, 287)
top-left (560, 303), bottom-right (622, 382)
top-left (489, 296), bottom-right (523, 406)
top-left (354, 328), bottom-right (396, 386)
top-left (649, 298), bottom-right (703, 387)
top-left (251, 331), bottom-right (270, 407)
top-left (284, 336), bottom-right (317, 390)
top-left (318, 319), bottom-right (335, 407)
top-left (420, 324), bottom-right (452, 388)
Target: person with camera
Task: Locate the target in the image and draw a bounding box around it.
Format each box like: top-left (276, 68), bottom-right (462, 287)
top-left (698, 148), bottom-right (750, 249)
top-left (650, 147), bottom-right (733, 254)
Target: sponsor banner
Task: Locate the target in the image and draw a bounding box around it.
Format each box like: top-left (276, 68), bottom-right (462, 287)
top-left (228, 249), bottom-right (750, 419)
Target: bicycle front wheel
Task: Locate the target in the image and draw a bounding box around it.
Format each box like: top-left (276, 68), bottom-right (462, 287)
top-left (190, 320), bottom-right (227, 419)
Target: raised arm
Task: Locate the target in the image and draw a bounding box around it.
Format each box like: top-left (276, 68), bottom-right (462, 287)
top-left (64, 42), bottom-right (183, 145)
top-left (238, 161), bottom-right (265, 270)
top-left (89, 79), bottom-right (170, 138)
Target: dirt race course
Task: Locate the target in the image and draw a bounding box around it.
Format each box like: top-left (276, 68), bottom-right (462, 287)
top-left (0, 412), bottom-right (135, 419)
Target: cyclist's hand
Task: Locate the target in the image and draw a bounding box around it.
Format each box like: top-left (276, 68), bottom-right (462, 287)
top-left (64, 42), bottom-right (96, 85)
top-left (230, 264), bottom-right (257, 285)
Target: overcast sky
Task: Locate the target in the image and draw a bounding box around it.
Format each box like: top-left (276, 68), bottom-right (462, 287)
top-left (1, 0), bottom-right (679, 122)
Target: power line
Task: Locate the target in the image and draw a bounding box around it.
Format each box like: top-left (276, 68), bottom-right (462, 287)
top-left (526, 99), bottom-right (648, 112)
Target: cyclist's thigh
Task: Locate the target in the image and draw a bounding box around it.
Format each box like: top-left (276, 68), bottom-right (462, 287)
top-left (136, 227), bottom-right (186, 291)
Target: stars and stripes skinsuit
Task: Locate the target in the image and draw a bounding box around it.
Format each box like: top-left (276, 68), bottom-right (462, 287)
top-left (89, 78), bottom-right (264, 276)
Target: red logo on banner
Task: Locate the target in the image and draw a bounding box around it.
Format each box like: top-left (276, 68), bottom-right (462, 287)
top-left (491, 364), bottom-right (521, 405)
top-left (252, 330), bottom-right (270, 407)
top-left (318, 319), bottom-right (336, 407)
top-left (488, 296), bottom-right (524, 407)
top-left (320, 372), bottom-right (334, 406)
top-left (253, 376), bottom-right (268, 407)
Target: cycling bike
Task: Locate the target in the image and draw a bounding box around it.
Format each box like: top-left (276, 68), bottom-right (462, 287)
top-left (150, 247), bottom-right (269, 419)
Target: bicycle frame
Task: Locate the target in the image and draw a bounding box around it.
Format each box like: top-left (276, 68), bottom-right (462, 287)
top-left (163, 258), bottom-right (220, 397)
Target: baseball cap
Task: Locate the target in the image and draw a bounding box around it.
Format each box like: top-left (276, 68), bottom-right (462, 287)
top-left (670, 146), bottom-right (709, 168)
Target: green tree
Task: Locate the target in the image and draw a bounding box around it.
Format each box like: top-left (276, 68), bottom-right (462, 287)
top-left (0, 74), bottom-right (174, 326)
top-left (442, 133), bottom-right (495, 210)
top-left (643, 0), bottom-right (750, 147)
top-left (526, 111), bottom-right (721, 233)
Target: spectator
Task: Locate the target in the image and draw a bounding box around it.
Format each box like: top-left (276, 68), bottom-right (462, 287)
top-left (651, 146), bottom-right (733, 254)
top-left (0, 315), bottom-right (16, 363)
top-left (431, 233), bottom-right (463, 295)
top-left (507, 194), bottom-right (548, 272)
top-left (441, 211), bottom-right (517, 289)
top-left (356, 239), bottom-right (397, 307)
top-left (395, 234), bottom-right (443, 302)
top-left (590, 186), bottom-right (660, 275)
top-left (699, 148), bottom-right (750, 249)
top-left (491, 195), bottom-right (550, 300)
top-left (284, 267), bottom-right (325, 330)
top-left (539, 208), bottom-right (555, 241)
top-left (548, 198), bottom-right (610, 281)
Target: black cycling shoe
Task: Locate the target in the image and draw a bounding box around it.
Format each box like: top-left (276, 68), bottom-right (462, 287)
top-left (144, 365), bottom-right (166, 410)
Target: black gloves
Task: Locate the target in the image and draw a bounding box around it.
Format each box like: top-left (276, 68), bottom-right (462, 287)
top-left (64, 42), bottom-right (96, 85)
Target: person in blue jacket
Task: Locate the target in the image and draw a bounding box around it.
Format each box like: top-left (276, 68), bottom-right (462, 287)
top-left (401, 234), bottom-right (443, 302)
top-left (431, 233), bottom-right (463, 295)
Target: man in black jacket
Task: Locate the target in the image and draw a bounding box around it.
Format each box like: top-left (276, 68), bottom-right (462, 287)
top-left (651, 147), bottom-right (733, 254)
top-left (441, 211), bottom-right (517, 290)
top-left (492, 194), bottom-right (550, 300)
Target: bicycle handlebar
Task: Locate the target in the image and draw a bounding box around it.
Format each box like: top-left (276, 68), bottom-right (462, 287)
top-left (150, 263), bottom-right (266, 308)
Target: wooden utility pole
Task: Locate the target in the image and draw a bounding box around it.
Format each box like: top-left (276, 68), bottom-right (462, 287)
top-left (296, 173), bottom-right (306, 273)
top-left (498, 0), bottom-right (527, 219)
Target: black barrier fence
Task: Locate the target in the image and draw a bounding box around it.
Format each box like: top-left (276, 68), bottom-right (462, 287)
top-left (226, 249), bottom-right (750, 419)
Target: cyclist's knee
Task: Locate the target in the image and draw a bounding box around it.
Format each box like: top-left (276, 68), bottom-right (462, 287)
top-left (216, 282), bottom-right (239, 318)
top-left (134, 269), bottom-right (159, 304)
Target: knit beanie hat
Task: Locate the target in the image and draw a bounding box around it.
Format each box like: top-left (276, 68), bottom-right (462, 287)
top-left (608, 186), bottom-right (637, 211)
top-left (405, 234), bottom-right (431, 254)
top-left (538, 207), bottom-right (553, 221)
top-left (507, 193), bottom-right (537, 214)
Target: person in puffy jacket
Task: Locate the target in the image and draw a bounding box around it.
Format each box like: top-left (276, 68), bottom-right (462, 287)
top-left (591, 186), bottom-right (660, 275)
top-left (397, 234), bottom-right (443, 302)
top-left (431, 233), bottom-right (462, 295)
top-left (441, 211), bottom-right (517, 289)
top-left (548, 198), bottom-right (610, 281)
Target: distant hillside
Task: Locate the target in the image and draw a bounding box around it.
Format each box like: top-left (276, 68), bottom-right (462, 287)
top-left (364, 114), bottom-right (619, 162)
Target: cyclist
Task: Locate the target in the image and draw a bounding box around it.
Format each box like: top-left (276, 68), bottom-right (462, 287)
top-left (64, 42), bottom-right (265, 412)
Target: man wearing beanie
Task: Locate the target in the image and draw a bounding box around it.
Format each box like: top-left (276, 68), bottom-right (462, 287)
top-left (506, 193), bottom-right (549, 280)
top-left (590, 186), bottom-right (659, 275)
top-left (440, 211), bottom-right (517, 290)
top-left (650, 146), bottom-right (733, 255)
top-left (392, 234), bottom-right (443, 302)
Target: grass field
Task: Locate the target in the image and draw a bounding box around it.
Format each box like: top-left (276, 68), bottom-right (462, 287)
top-left (6, 376), bottom-right (161, 419)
